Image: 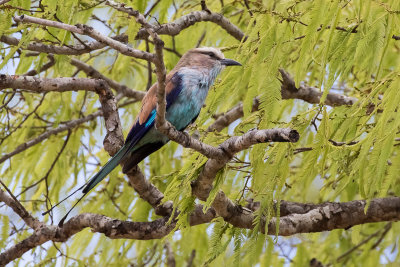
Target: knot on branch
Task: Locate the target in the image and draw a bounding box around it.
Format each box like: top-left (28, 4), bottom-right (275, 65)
top-left (224, 203), bottom-right (246, 221)
top-left (0, 74), bottom-right (7, 81)
top-left (184, 13), bottom-right (202, 28)
top-left (288, 129), bottom-right (300, 142)
top-left (262, 128), bottom-right (299, 143)
top-left (181, 131), bottom-right (192, 147)
top-left (153, 38), bottom-right (164, 46)
top-left (13, 15), bottom-right (24, 24)
top-left (155, 201), bottom-right (173, 216)
top-left (94, 80), bottom-right (112, 97)
top-left (121, 5), bottom-right (139, 17)
top-left (75, 23), bottom-right (93, 34)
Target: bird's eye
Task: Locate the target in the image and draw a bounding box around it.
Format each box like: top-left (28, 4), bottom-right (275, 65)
top-left (202, 51), bottom-right (217, 58)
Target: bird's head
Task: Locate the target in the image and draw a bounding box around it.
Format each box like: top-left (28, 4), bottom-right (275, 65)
top-left (174, 47), bottom-right (241, 71)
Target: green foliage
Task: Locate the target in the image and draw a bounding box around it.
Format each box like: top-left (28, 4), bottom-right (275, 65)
top-left (2, 0), bottom-right (400, 266)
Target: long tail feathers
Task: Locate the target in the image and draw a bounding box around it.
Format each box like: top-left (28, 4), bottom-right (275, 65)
top-left (82, 144), bottom-right (130, 194)
top-left (42, 143), bottom-right (131, 226)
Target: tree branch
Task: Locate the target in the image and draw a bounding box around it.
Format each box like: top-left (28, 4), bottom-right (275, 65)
top-left (0, 75), bottom-right (104, 93)
top-left (2, 196), bottom-right (398, 266)
top-left (269, 197), bottom-right (400, 236)
top-left (13, 15), bottom-right (154, 61)
top-left (135, 10), bottom-right (245, 41)
top-left (213, 192), bottom-right (400, 236)
top-left (0, 110), bottom-right (102, 164)
top-left (0, 187), bottom-right (42, 230)
top-left (23, 55), bottom-right (55, 76)
top-left (2, 8), bottom-right (244, 57)
top-left (336, 222), bottom-right (392, 262)
top-left (164, 241), bottom-right (176, 267)
top-left (0, 34), bottom-right (118, 55)
top-left (106, 1), bottom-right (244, 41)
top-left (0, 205), bottom-right (215, 266)
top-left (279, 69), bottom-right (358, 106)
top-left (192, 128), bottom-right (299, 201)
top-left (208, 98), bottom-right (259, 132)
top-left (70, 58), bottom-right (145, 100)
top-left (92, 79), bottom-right (124, 156)
top-left (0, 75), bottom-right (123, 160)
top-left (208, 69), bottom-right (358, 133)
top-left (124, 166), bottom-right (173, 216)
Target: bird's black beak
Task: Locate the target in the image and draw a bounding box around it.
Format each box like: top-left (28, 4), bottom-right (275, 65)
top-left (220, 58), bottom-right (242, 66)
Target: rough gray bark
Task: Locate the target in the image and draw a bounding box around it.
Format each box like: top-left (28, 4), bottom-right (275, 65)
top-left (0, 75), bottom-right (102, 93)
top-left (2, 195), bottom-right (399, 265)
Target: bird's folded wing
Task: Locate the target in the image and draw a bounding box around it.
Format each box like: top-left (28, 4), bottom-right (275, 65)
top-left (125, 71), bottom-right (183, 145)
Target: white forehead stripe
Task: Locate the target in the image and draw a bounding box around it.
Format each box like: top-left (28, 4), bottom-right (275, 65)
top-left (194, 47), bottom-right (225, 59)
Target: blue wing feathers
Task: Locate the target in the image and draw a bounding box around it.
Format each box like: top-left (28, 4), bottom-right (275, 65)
top-left (166, 73), bottom-right (183, 109)
top-left (145, 110), bottom-right (156, 127)
top-left (126, 72), bottom-right (183, 144)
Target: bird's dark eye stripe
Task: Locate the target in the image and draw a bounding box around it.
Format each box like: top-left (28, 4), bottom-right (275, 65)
top-left (201, 51), bottom-right (217, 58)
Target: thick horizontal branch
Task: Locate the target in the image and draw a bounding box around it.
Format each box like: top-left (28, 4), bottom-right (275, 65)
top-left (1, 60), bottom-right (145, 100)
top-left (0, 75), bottom-right (104, 93)
top-left (246, 198), bottom-right (336, 216)
top-left (2, 196), bottom-right (398, 265)
top-left (0, 74), bottom-right (125, 161)
top-left (0, 215), bottom-right (173, 266)
top-left (273, 197), bottom-right (400, 235)
top-left (213, 192), bottom-right (400, 236)
top-left (0, 206), bottom-right (215, 266)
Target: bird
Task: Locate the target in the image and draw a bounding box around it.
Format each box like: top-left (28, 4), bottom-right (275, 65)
top-left (46, 47), bottom-right (241, 225)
